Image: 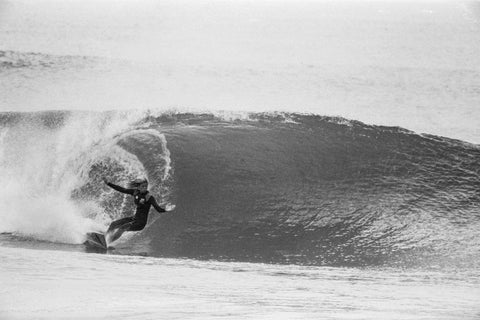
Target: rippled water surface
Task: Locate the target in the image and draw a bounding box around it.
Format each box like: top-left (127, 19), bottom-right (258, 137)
top-left (1, 246), bottom-right (479, 320)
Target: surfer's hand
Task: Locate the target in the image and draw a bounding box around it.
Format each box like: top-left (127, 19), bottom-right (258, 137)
top-left (165, 204), bottom-right (176, 212)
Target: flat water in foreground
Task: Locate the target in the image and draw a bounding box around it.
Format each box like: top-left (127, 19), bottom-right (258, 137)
top-left (1, 246), bottom-right (479, 320)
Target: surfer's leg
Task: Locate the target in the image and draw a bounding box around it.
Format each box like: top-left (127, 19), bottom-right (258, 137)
top-left (107, 217), bottom-right (134, 233)
top-left (128, 221), bottom-right (146, 231)
top-left (108, 221), bottom-right (134, 243)
top-left (107, 220), bottom-right (146, 243)
top-left (106, 217), bottom-right (135, 243)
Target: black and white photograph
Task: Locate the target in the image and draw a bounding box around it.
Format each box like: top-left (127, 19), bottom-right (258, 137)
top-left (0, 0), bottom-right (479, 319)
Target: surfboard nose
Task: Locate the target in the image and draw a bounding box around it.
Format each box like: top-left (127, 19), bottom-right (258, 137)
top-left (85, 232), bottom-right (108, 250)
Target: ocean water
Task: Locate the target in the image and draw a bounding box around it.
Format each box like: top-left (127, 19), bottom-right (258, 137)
top-left (1, 0), bottom-right (480, 319)
top-left (1, 0), bottom-right (480, 141)
top-left (1, 245), bottom-right (480, 320)
top-left (0, 111), bottom-right (479, 319)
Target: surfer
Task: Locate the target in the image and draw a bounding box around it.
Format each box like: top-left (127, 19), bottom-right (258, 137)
top-left (103, 177), bottom-right (171, 242)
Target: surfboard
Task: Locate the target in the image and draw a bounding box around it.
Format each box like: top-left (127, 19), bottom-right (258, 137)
top-left (85, 232), bottom-right (108, 250)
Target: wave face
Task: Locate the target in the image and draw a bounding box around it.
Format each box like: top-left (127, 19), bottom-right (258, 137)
top-left (1, 111), bottom-right (479, 267)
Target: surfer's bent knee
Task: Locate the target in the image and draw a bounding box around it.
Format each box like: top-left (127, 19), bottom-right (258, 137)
top-left (128, 222), bottom-right (146, 232)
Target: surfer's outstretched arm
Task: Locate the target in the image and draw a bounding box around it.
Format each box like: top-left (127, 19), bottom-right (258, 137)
top-left (149, 196), bottom-right (167, 213)
top-left (103, 179), bottom-right (135, 195)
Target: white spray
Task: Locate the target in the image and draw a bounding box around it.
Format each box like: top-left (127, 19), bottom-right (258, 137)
top-left (0, 110), bottom-right (168, 244)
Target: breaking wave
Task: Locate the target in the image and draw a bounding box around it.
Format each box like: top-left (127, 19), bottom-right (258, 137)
top-left (1, 110), bottom-right (479, 268)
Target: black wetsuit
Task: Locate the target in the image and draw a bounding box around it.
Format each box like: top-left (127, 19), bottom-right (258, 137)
top-left (106, 182), bottom-right (166, 232)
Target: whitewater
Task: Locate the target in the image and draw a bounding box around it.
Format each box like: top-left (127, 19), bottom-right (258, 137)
top-left (1, 0), bottom-right (480, 319)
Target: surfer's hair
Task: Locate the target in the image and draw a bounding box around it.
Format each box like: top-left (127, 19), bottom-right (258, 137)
top-left (128, 178), bottom-right (148, 189)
